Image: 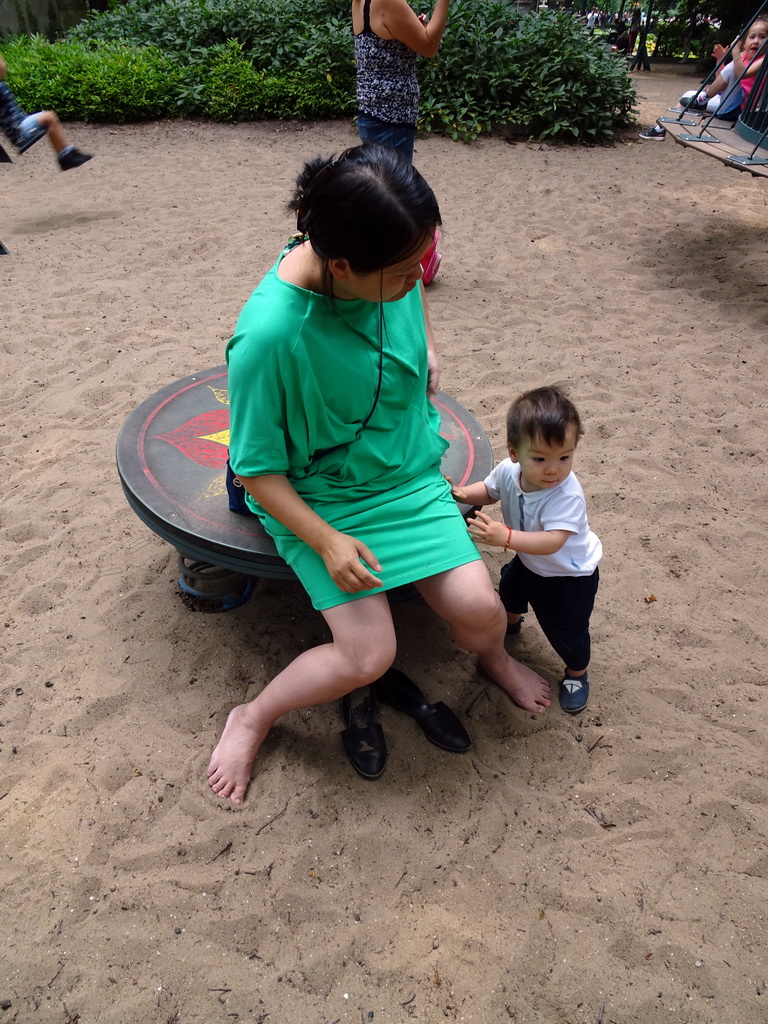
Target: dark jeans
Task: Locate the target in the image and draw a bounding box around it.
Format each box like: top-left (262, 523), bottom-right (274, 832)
top-left (499, 556), bottom-right (599, 671)
top-left (357, 113), bottom-right (416, 163)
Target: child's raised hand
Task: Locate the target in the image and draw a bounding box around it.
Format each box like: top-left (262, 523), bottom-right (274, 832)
top-left (467, 510), bottom-right (508, 548)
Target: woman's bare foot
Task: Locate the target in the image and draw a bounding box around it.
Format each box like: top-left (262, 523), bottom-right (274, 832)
top-left (207, 703), bottom-right (269, 805)
top-left (479, 653), bottom-right (551, 713)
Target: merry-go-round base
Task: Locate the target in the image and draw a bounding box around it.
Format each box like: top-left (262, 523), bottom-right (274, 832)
top-left (116, 367), bottom-right (493, 610)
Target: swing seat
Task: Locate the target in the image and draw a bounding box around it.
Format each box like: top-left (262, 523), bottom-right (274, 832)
top-left (660, 115), bottom-right (768, 179)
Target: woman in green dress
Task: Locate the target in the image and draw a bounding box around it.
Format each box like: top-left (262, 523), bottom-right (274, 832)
top-left (208, 144), bottom-right (550, 805)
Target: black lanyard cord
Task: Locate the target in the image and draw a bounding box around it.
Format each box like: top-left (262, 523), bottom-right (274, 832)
top-left (309, 302), bottom-right (386, 466)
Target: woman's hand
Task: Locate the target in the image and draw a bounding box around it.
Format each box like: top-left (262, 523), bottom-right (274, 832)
top-left (427, 348), bottom-right (440, 394)
top-left (467, 510), bottom-right (508, 548)
top-left (319, 531), bottom-right (383, 592)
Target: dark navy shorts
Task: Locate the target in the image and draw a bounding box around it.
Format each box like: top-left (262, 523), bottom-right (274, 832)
top-left (499, 556), bottom-right (599, 671)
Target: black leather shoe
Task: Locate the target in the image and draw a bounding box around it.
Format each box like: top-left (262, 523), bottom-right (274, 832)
top-left (373, 669), bottom-right (471, 752)
top-left (340, 686), bottom-right (387, 779)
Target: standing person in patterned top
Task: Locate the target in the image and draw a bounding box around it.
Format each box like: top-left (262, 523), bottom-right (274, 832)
top-left (352, 0), bottom-right (447, 283)
top-left (352, 0), bottom-right (450, 162)
top-left (0, 54), bottom-right (92, 171)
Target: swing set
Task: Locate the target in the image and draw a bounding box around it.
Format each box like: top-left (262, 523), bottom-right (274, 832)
top-left (656, 2), bottom-right (768, 179)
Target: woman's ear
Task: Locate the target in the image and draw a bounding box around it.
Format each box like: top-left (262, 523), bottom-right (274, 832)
top-left (327, 257), bottom-right (352, 282)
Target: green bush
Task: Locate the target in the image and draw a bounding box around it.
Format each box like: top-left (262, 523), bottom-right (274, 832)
top-left (419, 4), bottom-right (636, 140)
top-left (2, 0), bottom-right (636, 140)
top-left (2, 34), bottom-right (183, 120)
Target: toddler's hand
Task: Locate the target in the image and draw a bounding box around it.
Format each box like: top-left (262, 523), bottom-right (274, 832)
top-left (467, 510), bottom-right (506, 547)
top-left (446, 476), bottom-right (467, 503)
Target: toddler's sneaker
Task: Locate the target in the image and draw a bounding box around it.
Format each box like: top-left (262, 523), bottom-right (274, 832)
top-left (639, 125), bottom-right (666, 140)
top-left (559, 671), bottom-right (589, 714)
top-left (58, 147), bottom-right (93, 171)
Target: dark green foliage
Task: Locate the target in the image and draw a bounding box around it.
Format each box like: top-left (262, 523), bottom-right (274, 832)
top-left (3, 0), bottom-right (636, 140)
top-left (2, 34), bottom-right (183, 120)
top-left (419, 3), bottom-right (636, 140)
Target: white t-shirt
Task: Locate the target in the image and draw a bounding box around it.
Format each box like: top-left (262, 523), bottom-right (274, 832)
top-left (484, 459), bottom-right (602, 578)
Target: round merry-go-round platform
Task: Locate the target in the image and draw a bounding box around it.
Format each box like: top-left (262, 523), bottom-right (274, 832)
top-left (116, 366), bottom-right (493, 601)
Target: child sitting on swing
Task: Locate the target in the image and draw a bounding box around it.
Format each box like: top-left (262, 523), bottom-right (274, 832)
top-left (680, 18), bottom-right (768, 120)
top-left (0, 53), bottom-right (92, 170)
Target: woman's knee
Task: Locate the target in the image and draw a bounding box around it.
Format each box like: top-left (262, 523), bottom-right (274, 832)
top-left (326, 606), bottom-right (397, 682)
top-left (446, 579), bottom-right (504, 634)
top-left (340, 637), bottom-right (396, 683)
top-left (461, 590), bottom-right (504, 632)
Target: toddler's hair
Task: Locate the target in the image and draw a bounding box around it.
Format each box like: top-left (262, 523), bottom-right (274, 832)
top-left (506, 384), bottom-right (584, 448)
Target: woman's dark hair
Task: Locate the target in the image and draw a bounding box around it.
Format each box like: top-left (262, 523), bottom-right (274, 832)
top-left (288, 143), bottom-right (441, 282)
top-left (506, 385), bottom-right (584, 448)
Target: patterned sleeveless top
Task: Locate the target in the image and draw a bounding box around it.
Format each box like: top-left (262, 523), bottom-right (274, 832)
top-left (354, 0), bottom-right (419, 127)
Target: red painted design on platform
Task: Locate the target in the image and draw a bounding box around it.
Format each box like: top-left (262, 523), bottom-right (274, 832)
top-left (154, 409), bottom-right (230, 468)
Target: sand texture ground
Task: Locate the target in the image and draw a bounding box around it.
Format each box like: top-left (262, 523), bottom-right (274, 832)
top-left (2, 66), bottom-right (767, 1023)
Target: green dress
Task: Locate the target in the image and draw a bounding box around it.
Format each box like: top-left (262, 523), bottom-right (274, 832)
top-left (226, 246), bottom-right (479, 611)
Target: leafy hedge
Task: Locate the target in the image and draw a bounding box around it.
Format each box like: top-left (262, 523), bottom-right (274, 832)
top-left (1, 0), bottom-right (636, 141)
top-left (419, 4), bottom-right (635, 140)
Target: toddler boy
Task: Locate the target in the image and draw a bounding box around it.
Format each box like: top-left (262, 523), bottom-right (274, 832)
top-left (452, 385), bottom-right (601, 713)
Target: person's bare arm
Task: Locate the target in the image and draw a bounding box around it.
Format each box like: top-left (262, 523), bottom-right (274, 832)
top-left (378, 0), bottom-right (450, 57)
top-left (421, 283), bottom-right (440, 393)
top-left (240, 473), bottom-right (383, 592)
top-left (467, 510), bottom-right (571, 555)
top-left (449, 479), bottom-right (493, 507)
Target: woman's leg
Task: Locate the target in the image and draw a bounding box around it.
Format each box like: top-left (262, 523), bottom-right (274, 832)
top-left (415, 561), bottom-right (551, 714)
top-left (207, 593), bottom-right (396, 804)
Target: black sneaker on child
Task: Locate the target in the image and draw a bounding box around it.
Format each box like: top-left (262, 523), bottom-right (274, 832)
top-left (58, 148), bottom-right (93, 171)
top-left (639, 125), bottom-right (666, 140)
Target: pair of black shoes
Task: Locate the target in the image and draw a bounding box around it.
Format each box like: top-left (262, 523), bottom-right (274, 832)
top-left (340, 668), bottom-right (471, 779)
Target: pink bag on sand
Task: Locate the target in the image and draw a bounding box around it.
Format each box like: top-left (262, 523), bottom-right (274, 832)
top-left (421, 230), bottom-right (442, 286)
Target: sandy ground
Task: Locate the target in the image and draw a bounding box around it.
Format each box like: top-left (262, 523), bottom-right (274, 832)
top-left (2, 65), bottom-right (767, 1023)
